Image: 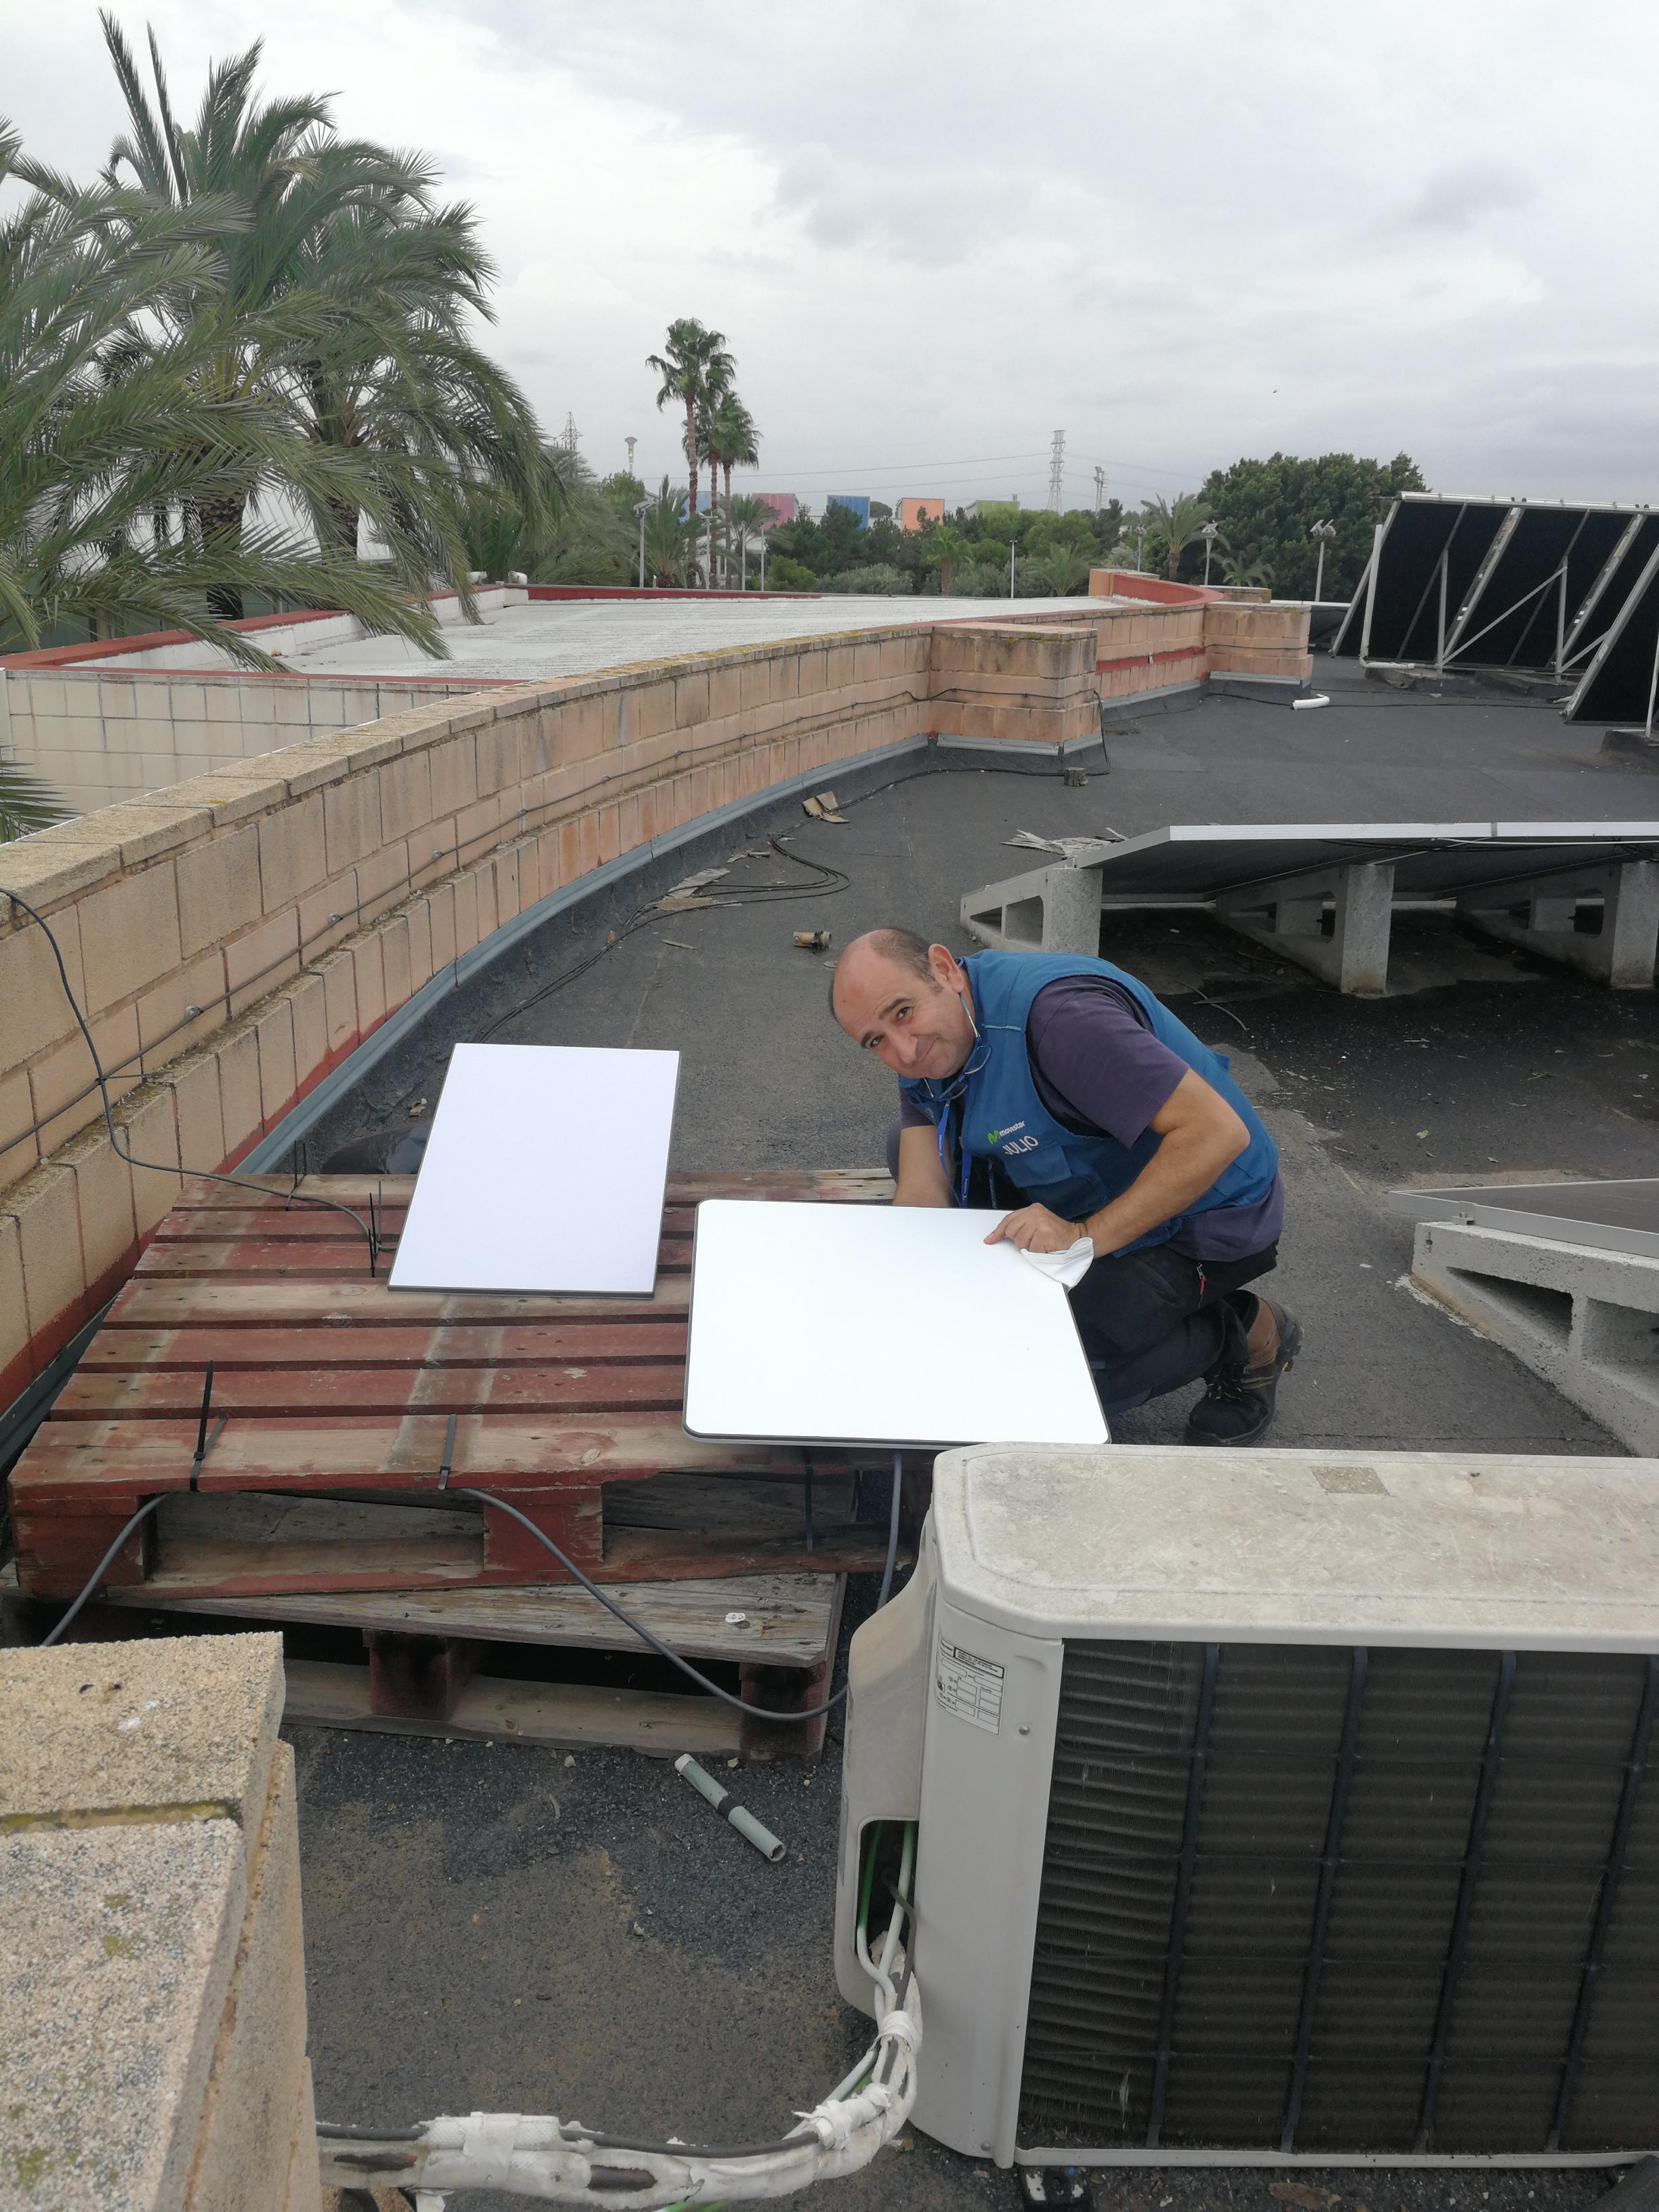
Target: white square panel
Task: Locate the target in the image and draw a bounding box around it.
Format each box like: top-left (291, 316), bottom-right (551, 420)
top-left (389, 1043), bottom-right (680, 1295)
top-left (683, 1200), bottom-right (1109, 1448)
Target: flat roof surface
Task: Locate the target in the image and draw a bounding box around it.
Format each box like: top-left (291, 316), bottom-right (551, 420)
top-left (277, 657), bottom-right (1655, 2212)
top-left (277, 592), bottom-right (1098, 681)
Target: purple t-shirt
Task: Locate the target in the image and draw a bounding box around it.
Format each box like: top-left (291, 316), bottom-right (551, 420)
top-left (900, 975), bottom-right (1283, 1258)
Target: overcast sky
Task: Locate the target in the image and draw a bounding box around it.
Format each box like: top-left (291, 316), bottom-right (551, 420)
top-left (9, 2), bottom-right (1658, 511)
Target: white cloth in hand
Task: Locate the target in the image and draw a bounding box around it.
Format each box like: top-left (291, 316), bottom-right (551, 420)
top-left (1016, 1235), bottom-right (1095, 1290)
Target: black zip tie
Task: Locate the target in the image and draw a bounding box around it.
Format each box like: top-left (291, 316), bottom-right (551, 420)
top-left (189, 1364), bottom-right (216, 1490)
top-left (436, 1412), bottom-right (457, 1490)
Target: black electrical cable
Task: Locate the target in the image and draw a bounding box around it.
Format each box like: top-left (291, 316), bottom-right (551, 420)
top-left (39, 1496), bottom-right (165, 1648)
top-left (0, 886), bottom-right (379, 1263)
top-left (452, 1447), bottom-right (903, 1722)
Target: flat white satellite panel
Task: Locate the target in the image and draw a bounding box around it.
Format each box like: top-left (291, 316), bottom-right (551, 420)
top-left (388, 1042), bottom-right (679, 1294)
top-left (683, 1200), bottom-right (1109, 1449)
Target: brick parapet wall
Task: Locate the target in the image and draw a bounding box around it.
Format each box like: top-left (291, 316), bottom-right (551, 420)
top-left (0, 617), bottom-right (1100, 1407)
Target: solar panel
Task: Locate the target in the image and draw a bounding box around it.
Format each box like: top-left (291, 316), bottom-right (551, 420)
top-left (389, 1042), bottom-right (680, 1294)
top-left (1390, 1179), bottom-right (1659, 1262)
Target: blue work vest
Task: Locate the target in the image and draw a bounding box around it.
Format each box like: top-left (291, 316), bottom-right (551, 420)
top-left (898, 949), bottom-right (1279, 1251)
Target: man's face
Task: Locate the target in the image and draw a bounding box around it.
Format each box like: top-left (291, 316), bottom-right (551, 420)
top-left (833, 945), bottom-right (977, 1080)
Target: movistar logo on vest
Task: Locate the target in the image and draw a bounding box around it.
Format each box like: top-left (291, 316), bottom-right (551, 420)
top-left (987, 1122), bottom-right (1027, 1143)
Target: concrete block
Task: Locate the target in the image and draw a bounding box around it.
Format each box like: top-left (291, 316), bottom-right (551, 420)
top-left (0, 897), bottom-right (87, 1063)
top-left (314, 951), bottom-right (358, 1057)
top-left (251, 998), bottom-right (298, 1128)
top-left (1413, 1218), bottom-right (1659, 1454)
top-left (168, 1049), bottom-right (226, 1178)
top-left (0, 1633), bottom-right (285, 1832)
top-left (0, 1818), bottom-right (245, 2212)
top-left (0, 1210), bottom-right (32, 1404)
top-left (348, 934), bottom-right (386, 1036)
top-left (286, 972), bottom-right (329, 1094)
top-left (78, 864), bottom-right (183, 1016)
top-left (177, 827), bottom-right (263, 960)
top-left (257, 794), bottom-right (328, 911)
top-left (119, 1080), bottom-right (184, 1241)
top-left (181, 1751), bottom-right (309, 2212)
top-left (59, 1122), bottom-right (139, 1306)
top-left (135, 947), bottom-right (226, 1065)
top-left (226, 908), bottom-right (302, 1017)
top-left (375, 748), bottom-right (432, 843)
top-left (379, 913), bottom-right (411, 1013)
top-left (5, 1162), bottom-right (86, 1353)
top-left (321, 771), bottom-right (382, 876)
top-left (0, 1062), bottom-right (38, 1190)
top-left (28, 1000), bottom-right (141, 1154)
top-left (216, 1019), bottom-right (263, 1160)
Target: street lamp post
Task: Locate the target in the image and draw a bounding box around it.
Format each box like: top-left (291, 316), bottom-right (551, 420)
top-left (634, 499), bottom-right (651, 590)
top-left (1310, 518), bottom-right (1338, 604)
top-left (759, 527), bottom-right (769, 592)
top-left (1009, 541), bottom-right (1017, 600)
top-left (1199, 519), bottom-right (1221, 587)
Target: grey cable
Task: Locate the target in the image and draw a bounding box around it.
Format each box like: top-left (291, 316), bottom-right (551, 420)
top-left (39, 1496), bottom-right (165, 1647)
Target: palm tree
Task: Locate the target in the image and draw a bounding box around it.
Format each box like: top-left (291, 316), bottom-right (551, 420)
top-left (641, 474), bottom-right (691, 588)
top-left (0, 756), bottom-right (71, 841)
top-left (1040, 545), bottom-right (1090, 596)
top-left (84, 14), bottom-right (554, 618)
top-left (1143, 491), bottom-right (1212, 582)
top-left (1219, 544), bottom-right (1275, 590)
top-left (705, 392), bottom-right (759, 586)
top-left (646, 317), bottom-right (734, 526)
top-left (928, 525), bottom-right (973, 595)
top-left (726, 493), bottom-right (773, 590)
top-left (0, 125), bottom-right (443, 665)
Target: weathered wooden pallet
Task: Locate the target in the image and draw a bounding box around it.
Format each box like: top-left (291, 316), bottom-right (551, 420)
top-left (9, 1168), bottom-right (909, 1607)
top-left (0, 1555), bottom-right (846, 1760)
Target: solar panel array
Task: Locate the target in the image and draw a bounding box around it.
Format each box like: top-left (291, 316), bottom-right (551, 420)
top-left (1331, 493), bottom-right (1659, 724)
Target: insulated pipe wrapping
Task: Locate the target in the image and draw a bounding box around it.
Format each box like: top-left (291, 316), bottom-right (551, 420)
top-left (315, 1982), bottom-right (924, 2205)
top-left (674, 1753), bottom-right (787, 1862)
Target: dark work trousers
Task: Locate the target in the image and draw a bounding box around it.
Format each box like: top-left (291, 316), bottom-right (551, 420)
top-left (886, 1119), bottom-right (1277, 1418)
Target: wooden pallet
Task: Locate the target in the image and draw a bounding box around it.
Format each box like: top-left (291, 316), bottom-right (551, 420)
top-left (9, 1169), bottom-right (911, 1606)
top-left (1, 1559), bottom-right (845, 1760)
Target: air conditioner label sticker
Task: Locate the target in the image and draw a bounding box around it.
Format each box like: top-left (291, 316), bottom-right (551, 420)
top-left (935, 1640), bottom-right (1004, 1734)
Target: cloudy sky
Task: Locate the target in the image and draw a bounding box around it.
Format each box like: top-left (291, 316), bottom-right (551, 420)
top-left (9, 1), bottom-right (1658, 510)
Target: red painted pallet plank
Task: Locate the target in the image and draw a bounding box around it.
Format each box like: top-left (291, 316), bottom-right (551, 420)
top-left (54, 1365), bottom-right (691, 1419)
top-left (131, 1235), bottom-right (695, 1278)
top-left (167, 1170), bottom-right (890, 1211)
top-left (79, 1324), bottom-right (689, 1372)
top-left (103, 1277), bottom-right (692, 1328)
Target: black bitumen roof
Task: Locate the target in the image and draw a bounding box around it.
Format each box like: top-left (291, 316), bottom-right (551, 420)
top-left (290, 657), bottom-right (1656, 2212)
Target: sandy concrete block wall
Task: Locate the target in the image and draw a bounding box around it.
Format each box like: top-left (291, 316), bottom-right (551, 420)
top-left (4, 614), bottom-right (1088, 1400)
top-left (1091, 602), bottom-right (1209, 697)
top-left (0, 1633), bottom-right (321, 2212)
top-left (1202, 598), bottom-right (1313, 680)
top-left (1, 668), bottom-right (509, 819)
top-left (926, 621), bottom-right (1101, 745)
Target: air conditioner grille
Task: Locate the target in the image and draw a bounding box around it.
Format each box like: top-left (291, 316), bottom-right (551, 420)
top-left (1017, 1639), bottom-right (1658, 2154)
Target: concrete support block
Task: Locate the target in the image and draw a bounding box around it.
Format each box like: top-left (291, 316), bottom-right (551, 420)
top-left (1216, 858), bottom-right (1394, 994)
top-left (0, 1635), bottom-right (314, 2212)
top-left (1456, 857), bottom-right (1659, 988)
top-left (1413, 1218), bottom-right (1659, 1453)
top-left (961, 857), bottom-right (1098, 954)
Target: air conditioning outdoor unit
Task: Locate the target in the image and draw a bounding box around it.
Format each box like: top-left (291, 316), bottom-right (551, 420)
top-left (836, 1445), bottom-right (1659, 2173)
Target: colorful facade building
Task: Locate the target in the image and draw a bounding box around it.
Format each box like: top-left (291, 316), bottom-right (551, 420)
top-left (898, 497), bottom-right (945, 532)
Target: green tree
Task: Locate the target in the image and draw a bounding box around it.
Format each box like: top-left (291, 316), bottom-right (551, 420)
top-left (647, 317), bottom-right (734, 525)
top-left (927, 525), bottom-right (974, 595)
top-left (1199, 451), bottom-right (1427, 599)
top-left (0, 756), bottom-right (71, 842)
top-left (1218, 541), bottom-right (1274, 590)
top-left (85, 14), bottom-right (546, 619)
top-left (704, 392), bottom-right (758, 585)
top-left (725, 492), bottom-right (773, 589)
top-left (640, 474), bottom-right (691, 587)
top-left (1141, 491), bottom-right (1212, 581)
top-left (0, 125), bottom-right (442, 663)
top-left (1039, 545), bottom-right (1090, 595)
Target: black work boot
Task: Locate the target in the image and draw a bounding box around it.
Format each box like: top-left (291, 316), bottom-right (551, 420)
top-left (1185, 1296), bottom-right (1303, 1446)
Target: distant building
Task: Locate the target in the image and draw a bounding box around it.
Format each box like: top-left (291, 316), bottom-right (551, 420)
top-left (898, 497), bottom-right (945, 533)
top-left (827, 494), bottom-right (871, 527)
top-left (965, 498), bottom-right (1021, 524)
top-left (753, 493), bottom-right (798, 526)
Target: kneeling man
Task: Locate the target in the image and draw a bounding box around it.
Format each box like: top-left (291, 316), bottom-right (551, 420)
top-left (829, 928), bottom-right (1298, 1443)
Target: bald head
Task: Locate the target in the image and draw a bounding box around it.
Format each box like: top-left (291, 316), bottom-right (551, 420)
top-left (830, 928), bottom-right (977, 1080)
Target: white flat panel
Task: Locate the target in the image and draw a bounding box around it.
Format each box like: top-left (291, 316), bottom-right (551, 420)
top-left (684, 1201), bottom-right (1108, 1448)
top-left (389, 1043), bottom-right (679, 1294)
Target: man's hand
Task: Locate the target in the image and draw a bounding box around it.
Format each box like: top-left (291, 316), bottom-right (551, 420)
top-left (985, 1204), bottom-right (1085, 1254)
